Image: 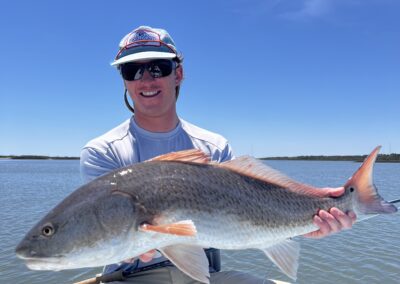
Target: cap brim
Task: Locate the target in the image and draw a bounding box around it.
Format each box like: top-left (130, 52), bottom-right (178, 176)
top-left (111, 51), bottom-right (176, 66)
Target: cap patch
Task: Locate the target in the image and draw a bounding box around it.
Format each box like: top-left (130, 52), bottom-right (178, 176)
top-left (112, 25), bottom-right (181, 66)
top-left (124, 29), bottom-right (161, 47)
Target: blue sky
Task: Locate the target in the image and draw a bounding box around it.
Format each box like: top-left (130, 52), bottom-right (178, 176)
top-left (1, 0), bottom-right (399, 157)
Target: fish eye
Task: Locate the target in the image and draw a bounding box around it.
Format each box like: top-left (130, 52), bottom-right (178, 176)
top-left (41, 224), bottom-right (55, 237)
top-left (349, 187), bottom-right (355, 193)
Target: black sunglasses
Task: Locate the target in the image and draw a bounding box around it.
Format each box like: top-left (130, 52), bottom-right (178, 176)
top-left (120, 59), bottom-right (176, 81)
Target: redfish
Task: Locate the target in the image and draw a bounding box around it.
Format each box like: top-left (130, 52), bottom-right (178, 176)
top-left (16, 146), bottom-right (397, 283)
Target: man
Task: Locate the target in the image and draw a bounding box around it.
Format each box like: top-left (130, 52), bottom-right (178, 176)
top-left (80, 26), bottom-right (356, 283)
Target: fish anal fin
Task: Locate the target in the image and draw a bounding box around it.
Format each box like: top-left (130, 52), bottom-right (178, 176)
top-left (159, 244), bottom-right (210, 283)
top-left (148, 149), bottom-right (210, 164)
top-left (219, 157), bottom-right (327, 198)
top-left (262, 239), bottom-right (300, 281)
top-left (139, 220), bottom-right (197, 237)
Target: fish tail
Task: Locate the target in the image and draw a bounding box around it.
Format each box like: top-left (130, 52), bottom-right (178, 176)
top-left (344, 146), bottom-right (397, 215)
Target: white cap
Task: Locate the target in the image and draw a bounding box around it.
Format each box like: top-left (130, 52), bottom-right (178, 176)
top-left (111, 26), bottom-right (182, 67)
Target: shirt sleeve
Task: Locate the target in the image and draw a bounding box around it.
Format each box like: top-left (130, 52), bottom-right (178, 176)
top-left (219, 141), bottom-right (235, 162)
top-left (80, 147), bottom-right (120, 184)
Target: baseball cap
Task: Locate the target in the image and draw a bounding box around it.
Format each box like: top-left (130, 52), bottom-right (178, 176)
top-left (111, 26), bottom-right (182, 67)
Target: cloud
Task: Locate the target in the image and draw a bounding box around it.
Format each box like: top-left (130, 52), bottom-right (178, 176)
top-left (279, 0), bottom-right (335, 20)
top-left (302, 0), bottom-right (333, 16)
top-left (229, 0), bottom-right (337, 21)
top-left (229, 0), bottom-right (283, 17)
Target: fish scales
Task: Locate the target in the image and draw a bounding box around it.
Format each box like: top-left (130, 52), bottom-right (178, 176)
top-left (112, 161), bottom-right (353, 242)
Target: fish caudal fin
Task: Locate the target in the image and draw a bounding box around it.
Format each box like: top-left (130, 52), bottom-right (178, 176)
top-left (159, 244), bottom-right (210, 284)
top-left (262, 239), bottom-right (300, 281)
top-left (344, 146), bottom-right (397, 215)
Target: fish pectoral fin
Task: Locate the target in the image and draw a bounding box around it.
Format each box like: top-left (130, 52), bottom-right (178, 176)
top-left (139, 220), bottom-right (197, 237)
top-left (159, 244), bottom-right (210, 284)
top-left (261, 239), bottom-right (300, 281)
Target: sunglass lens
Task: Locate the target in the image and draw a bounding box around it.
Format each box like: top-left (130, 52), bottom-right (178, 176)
top-left (148, 60), bottom-right (173, 78)
top-left (120, 60), bottom-right (174, 81)
top-left (120, 63), bottom-right (143, 81)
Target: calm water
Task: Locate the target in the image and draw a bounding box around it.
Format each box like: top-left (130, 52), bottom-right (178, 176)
top-left (0, 159), bottom-right (399, 283)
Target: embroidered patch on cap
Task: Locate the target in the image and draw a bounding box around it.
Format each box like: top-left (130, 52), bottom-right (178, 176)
top-left (123, 29), bottom-right (161, 47)
top-left (112, 26), bottom-right (182, 66)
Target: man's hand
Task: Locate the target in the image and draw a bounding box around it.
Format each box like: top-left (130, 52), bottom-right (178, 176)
top-left (303, 187), bottom-right (357, 239)
top-left (123, 249), bottom-right (157, 263)
top-left (139, 250), bottom-right (157, 262)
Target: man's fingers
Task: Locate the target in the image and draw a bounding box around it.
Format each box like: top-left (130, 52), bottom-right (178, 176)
top-left (330, 208), bottom-right (355, 229)
top-left (319, 209), bottom-right (341, 232)
top-left (324, 187), bottom-right (345, 197)
top-left (304, 214), bottom-right (330, 239)
top-left (304, 207), bottom-right (357, 239)
top-left (317, 210), bottom-right (341, 233)
top-left (313, 214), bottom-right (331, 235)
top-left (139, 250), bottom-right (157, 262)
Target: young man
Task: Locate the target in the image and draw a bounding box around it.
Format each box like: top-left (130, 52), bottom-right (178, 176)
top-left (80, 26), bottom-right (356, 283)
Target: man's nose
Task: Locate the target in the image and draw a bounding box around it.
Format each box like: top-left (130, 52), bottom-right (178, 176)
top-left (140, 69), bottom-right (154, 81)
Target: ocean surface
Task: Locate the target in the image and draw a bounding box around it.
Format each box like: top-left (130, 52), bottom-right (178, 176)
top-left (1, 159), bottom-right (399, 284)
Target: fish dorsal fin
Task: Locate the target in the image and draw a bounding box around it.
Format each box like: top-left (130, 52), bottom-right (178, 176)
top-left (219, 156), bottom-right (326, 198)
top-left (148, 149), bottom-right (210, 164)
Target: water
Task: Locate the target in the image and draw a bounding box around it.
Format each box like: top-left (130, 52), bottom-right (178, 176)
top-left (1, 159), bottom-right (399, 283)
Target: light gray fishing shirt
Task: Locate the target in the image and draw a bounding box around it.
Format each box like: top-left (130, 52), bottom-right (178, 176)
top-left (80, 116), bottom-right (233, 272)
top-left (80, 117), bottom-right (233, 183)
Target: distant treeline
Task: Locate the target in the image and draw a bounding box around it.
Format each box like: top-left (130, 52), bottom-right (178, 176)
top-left (261, 153), bottom-right (400, 163)
top-left (2, 154), bottom-right (400, 162)
top-left (0, 155), bottom-right (79, 160)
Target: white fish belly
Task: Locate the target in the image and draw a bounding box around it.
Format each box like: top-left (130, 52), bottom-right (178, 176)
top-left (155, 211), bottom-right (319, 250)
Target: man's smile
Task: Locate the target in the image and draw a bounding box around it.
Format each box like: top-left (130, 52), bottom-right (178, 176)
top-left (140, 90), bottom-right (161, 98)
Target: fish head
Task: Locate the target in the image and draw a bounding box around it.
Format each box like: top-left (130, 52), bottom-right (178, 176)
top-left (343, 146), bottom-right (397, 215)
top-left (16, 183), bottom-right (138, 270)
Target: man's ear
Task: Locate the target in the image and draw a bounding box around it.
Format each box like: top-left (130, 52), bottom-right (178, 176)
top-left (175, 65), bottom-right (184, 86)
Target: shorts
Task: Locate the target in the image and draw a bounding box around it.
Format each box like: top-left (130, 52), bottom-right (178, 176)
top-left (103, 266), bottom-right (285, 284)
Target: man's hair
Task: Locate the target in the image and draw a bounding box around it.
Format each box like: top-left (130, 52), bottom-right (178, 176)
top-left (174, 57), bottom-right (183, 100)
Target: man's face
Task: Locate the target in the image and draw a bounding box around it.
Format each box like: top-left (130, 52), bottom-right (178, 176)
top-left (123, 59), bottom-right (183, 119)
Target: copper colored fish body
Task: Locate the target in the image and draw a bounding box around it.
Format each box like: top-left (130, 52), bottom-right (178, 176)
top-left (16, 146), bottom-right (397, 283)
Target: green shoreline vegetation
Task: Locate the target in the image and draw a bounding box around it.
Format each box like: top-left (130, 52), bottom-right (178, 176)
top-left (0, 155), bottom-right (79, 160)
top-left (260, 153), bottom-right (400, 163)
top-left (1, 154), bottom-right (399, 162)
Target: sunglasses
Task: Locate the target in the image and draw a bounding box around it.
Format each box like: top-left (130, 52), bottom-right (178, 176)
top-left (120, 59), bottom-right (176, 81)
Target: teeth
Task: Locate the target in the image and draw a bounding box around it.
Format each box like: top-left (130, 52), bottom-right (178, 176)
top-left (141, 91), bottom-right (159, 97)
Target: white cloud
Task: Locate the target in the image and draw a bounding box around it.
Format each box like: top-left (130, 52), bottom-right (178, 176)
top-left (280, 0), bottom-right (335, 20)
top-left (303, 0), bottom-right (333, 17)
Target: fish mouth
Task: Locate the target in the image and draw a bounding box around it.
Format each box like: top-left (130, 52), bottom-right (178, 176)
top-left (16, 248), bottom-right (66, 270)
top-left (139, 90), bottom-right (161, 98)
top-left (18, 256), bottom-right (65, 271)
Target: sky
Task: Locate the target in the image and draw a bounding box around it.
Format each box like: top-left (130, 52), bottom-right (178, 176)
top-left (0, 0), bottom-right (399, 158)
